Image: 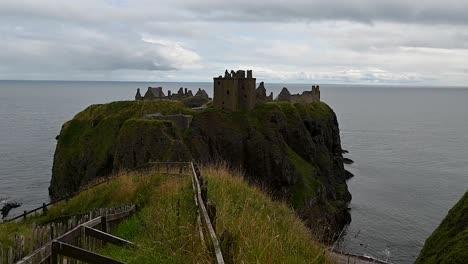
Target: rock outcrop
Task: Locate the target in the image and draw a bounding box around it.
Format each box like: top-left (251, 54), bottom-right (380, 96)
top-left (50, 100), bottom-right (351, 239)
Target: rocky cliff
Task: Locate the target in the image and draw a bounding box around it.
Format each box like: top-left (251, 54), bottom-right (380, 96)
top-left (50, 100), bottom-right (351, 238)
top-left (416, 191), bottom-right (468, 264)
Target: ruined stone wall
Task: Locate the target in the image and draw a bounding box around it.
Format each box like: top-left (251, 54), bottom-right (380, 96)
top-left (290, 93), bottom-right (320, 104)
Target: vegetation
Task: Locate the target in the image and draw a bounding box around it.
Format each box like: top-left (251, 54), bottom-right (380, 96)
top-left (416, 191), bottom-right (468, 264)
top-left (287, 147), bottom-right (320, 208)
top-left (204, 164), bottom-right (333, 263)
top-left (51, 100), bottom-right (192, 198)
top-left (0, 171), bottom-right (170, 261)
top-left (2, 164), bottom-right (335, 263)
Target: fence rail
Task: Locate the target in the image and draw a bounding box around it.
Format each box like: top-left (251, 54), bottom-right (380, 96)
top-left (2, 161), bottom-right (225, 264)
top-left (1, 205), bottom-right (135, 264)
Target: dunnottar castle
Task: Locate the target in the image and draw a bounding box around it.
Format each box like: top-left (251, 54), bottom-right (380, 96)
top-left (135, 69), bottom-right (320, 111)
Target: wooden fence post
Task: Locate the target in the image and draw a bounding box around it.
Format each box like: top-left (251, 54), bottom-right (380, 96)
top-left (220, 230), bottom-right (234, 264)
top-left (0, 242), bottom-right (3, 264)
top-left (42, 203), bottom-right (47, 214)
top-left (7, 247), bottom-right (13, 264)
top-left (19, 235), bottom-right (25, 260)
top-left (207, 201), bottom-right (217, 231)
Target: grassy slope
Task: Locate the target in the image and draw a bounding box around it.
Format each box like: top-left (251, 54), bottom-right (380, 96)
top-left (2, 166), bottom-right (335, 263)
top-left (204, 165), bottom-right (333, 264)
top-left (415, 191), bottom-right (468, 264)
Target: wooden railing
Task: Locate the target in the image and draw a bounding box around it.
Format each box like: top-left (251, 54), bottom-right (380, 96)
top-left (2, 161), bottom-right (225, 264)
top-left (1, 205), bottom-right (135, 264)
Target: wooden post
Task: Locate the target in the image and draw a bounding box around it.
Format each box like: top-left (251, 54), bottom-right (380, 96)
top-left (7, 247), bottom-right (13, 264)
top-left (23, 211), bottom-right (27, 220)
top-left (0, 242), bottom-right (3, 264)
top-left (14, 234), bottom-right (19, 261)
top-left (207, 201), bottom-right (217, 231)
top-left (220, 230), bottom-right (234, 264)
top-left (42, 203), bottom-right (47, 214)
top-left (19, 236), bottom-right (24, 260)
top-left (51, 241), bottom-right (59, 264)
top-left (30, 225), bottom-right (35, 253)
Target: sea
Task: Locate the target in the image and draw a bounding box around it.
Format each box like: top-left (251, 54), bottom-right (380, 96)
top-left (0, 80), bottom-right (467, 263)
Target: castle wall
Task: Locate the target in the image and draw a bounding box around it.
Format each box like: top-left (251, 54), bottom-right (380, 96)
top-left (214, 77), bottom-right (239, 111)
top-left (237, 78), bottom-right (256, 111)
top-left (213, 70), bottom-right (256, 111)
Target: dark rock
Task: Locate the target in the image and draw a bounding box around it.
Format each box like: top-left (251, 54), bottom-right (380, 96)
top-left (342, 149), bottom-right (349, 154)
top-left (343, 157), bottom-right (354, 164)
top-left (1, 201), bottom-right (22, 219)
top-left (344, 170), bottom-right (354, 179)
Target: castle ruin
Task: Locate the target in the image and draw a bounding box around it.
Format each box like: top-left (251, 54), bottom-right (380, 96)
top-left (213, 70), bottom-right (256, 111)
top-left (135, 86), bottom-right (210, 106)
top-left (277, 85), bottom-right (320, 104)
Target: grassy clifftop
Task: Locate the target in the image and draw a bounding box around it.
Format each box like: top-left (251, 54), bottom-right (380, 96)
top-left (51, 100), bottom-right (351, 239)
top-left (2, 167), bottom-right (334, 263)
top-left (416, 191), bottom-right (468, 264)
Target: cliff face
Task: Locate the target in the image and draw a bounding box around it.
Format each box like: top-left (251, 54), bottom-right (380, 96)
top-left (416, 191), bottom-right (468, 264)
top-left (50, 100), bottom-right (351, 238)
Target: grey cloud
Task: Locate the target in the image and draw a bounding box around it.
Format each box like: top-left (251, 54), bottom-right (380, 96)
top-left (182, 0), bottom-right (468, 25)
top-left (2, 0), bottom-right (468, 25)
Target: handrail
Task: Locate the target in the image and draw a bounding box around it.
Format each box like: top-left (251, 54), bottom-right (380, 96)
top-left (190, 163), bottom-right (225, 264)
top-left (3, 161), bottom-right (226, 264)
top-left (15, 205), bottom-right (136, 264)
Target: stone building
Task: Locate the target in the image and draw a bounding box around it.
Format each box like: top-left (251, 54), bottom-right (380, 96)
top-left (143, 87), bottom-right (165, 100)
top-left (255, 82), bottom-right (273, 102)
top-left (277, 85), bottom-right (320, 103)
top-left (136, 86), bottom-right (209, 101)
top-left (213, 69), bottom-right (256, 111)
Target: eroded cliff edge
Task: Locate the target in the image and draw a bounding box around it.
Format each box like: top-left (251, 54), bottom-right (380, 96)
top-left (50, 100), bottom-right (352, 238)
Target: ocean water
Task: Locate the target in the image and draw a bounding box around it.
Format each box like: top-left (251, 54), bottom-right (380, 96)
top-left (0, 80), bottom-right (467, 263)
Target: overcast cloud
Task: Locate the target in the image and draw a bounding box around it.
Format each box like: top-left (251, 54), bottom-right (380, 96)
top-left (0, 0), bottom-right (467, 85)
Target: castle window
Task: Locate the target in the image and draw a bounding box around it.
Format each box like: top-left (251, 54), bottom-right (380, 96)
top-left (242, 86), bottom-right (245, 90)
top-left (222, 101), bottom-right (224, 105)
top-left (217, 81), bottom-right (221, 86)
top-left (244, 94), bottom-right (247, 98)
top-left (227, 90), bottom-right (230, 95)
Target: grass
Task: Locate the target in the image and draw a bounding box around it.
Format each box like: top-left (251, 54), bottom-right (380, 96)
top-left (0, 171), bottom-right (166, 259)
top-left (51, 100), bottom-right (193, 198)
top-left (2, 164), bottom-right (335, 263)
top-left (415, 191), bottom-right (468, 264)
top-left (287, 147), bottom-right (321, 209)
top-left (204, 164), bottom-right (333, 264)
top-left (99, 175), bottom-right (211, 263)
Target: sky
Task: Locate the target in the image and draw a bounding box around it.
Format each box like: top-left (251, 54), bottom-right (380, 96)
top-left (0, 0), bottom-right (467, 85)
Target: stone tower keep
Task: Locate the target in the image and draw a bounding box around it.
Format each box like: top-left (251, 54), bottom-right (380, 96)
top-left (213, 69), bottom-right (256, 111)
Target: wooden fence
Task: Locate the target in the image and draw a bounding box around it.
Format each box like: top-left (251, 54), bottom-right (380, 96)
top-left (1, 205), bottom-right (135, 264)
top-left (2, 161), bottom-right (225, 264)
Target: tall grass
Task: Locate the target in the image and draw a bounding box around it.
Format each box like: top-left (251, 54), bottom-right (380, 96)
top-left (100, 175), bottom-right (211, 263)
top-left (203, 163), bottom-right (334, 264)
